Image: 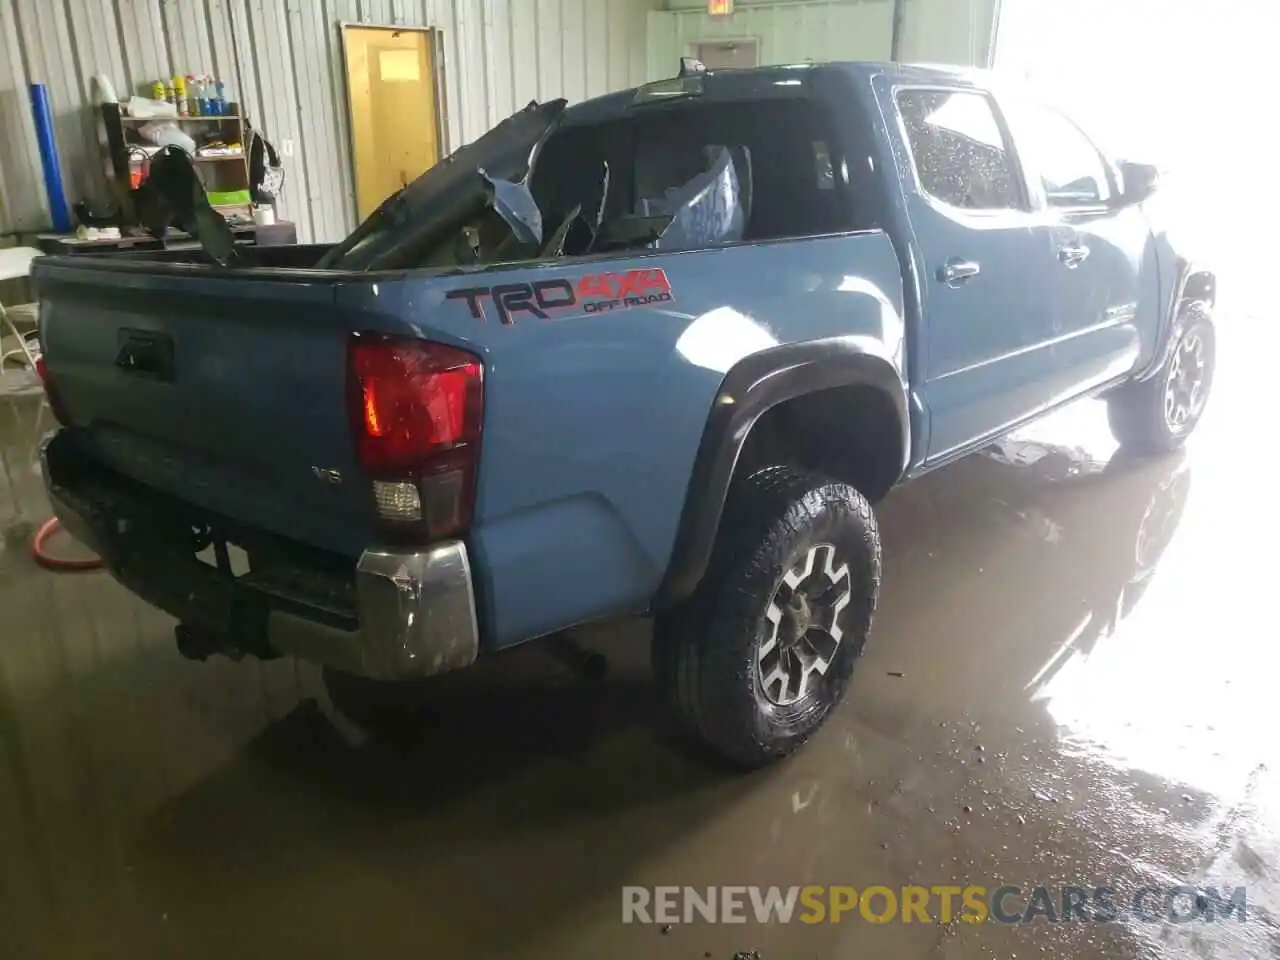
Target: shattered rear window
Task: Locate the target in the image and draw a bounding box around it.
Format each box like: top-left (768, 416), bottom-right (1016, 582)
top-left (533, 97), bottom-right (855, 243)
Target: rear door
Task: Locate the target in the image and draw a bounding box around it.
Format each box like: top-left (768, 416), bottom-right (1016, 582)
top-left (886, 84), bottom-right (1061, 462)
top-left (1000, 97), bottom-right (1151, 397)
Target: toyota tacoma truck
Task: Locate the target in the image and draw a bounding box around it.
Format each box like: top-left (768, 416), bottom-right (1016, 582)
top-left (33, 61), bottom-right (1217, 767)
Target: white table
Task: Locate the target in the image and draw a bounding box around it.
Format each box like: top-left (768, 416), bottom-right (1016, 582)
top-left (0, 245), bottom-right (41, 280)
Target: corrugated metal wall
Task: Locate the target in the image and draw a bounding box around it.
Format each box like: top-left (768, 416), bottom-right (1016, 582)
top-left (0, 0), bottom-right (658, 242)
top-left (648, 0), bottom-right (997, 73)
top-left (898, 0), bottom-right (995, 65)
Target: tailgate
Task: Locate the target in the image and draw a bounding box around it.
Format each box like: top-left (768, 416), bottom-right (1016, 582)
top-left (35, 260), bottom-right (372, 557)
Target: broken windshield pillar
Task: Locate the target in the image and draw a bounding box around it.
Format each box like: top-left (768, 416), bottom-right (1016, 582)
top-left (480, 170), bottom-right (543, 247)
top-left (316, 98), bottom-right (567, 271)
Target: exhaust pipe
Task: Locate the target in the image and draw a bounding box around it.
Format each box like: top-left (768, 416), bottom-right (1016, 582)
top-left (174, 623), bottom-right (243, 662)
top-left (544, 631), bottom-right (608, 682)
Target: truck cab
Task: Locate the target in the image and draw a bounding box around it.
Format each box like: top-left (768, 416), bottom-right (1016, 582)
top-left (857, 64), bottom-right (1169, 466)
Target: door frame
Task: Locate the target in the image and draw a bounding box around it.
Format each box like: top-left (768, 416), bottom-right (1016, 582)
top-left (881, 79), bottom-right (1059, 464)
top-left (686, 37), bottom-right (763, 69)
top-left (338, 22), bottom-right (447, 225)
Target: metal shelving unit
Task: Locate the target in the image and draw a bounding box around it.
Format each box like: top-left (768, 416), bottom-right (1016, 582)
top-left (100, 104), bottom-right (253, 222)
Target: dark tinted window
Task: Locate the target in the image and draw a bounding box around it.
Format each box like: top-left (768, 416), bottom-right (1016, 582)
top-left (895, 89), bottom-right (1023, 211)
top-left (533, 98), bottom-right (854, 242)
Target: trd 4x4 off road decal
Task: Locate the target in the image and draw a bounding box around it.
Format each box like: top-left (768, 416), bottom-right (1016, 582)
top-left (445, 268), bottom-right (673, 325)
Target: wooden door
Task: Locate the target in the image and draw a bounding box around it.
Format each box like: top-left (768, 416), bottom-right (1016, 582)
top-left (342, 26), bottom-right (441, 220)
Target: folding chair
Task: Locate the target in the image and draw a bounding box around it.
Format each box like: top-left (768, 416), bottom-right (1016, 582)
top-left (0, 247), bottom-right (44, 395)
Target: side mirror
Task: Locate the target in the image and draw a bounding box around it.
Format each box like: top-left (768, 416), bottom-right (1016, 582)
top-left (1117, 161), bottom-right (1159, 205)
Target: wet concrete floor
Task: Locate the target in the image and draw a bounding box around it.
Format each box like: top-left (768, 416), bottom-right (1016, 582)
top-left (0, 322), bottom-right (1273, 959)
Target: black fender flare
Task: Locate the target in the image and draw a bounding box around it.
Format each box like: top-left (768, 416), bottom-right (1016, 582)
top-left (654, 337), bottom-right (909, 609)
top-left (1140, 259), bottom-right (1216, 382)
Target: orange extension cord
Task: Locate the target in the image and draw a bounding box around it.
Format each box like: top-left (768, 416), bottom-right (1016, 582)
top-left (27, 355), bottom-right (103, 571)
top-left (30, 516), bottom-right (103, 572)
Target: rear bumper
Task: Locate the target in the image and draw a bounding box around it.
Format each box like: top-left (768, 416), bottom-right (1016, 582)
top-left (42, 432), bottom-right (479, 681)
top-left (269, 543), bottom-right (479, 680)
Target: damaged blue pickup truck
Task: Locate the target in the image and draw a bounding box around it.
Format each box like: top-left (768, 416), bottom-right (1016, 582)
top-left (33, 61), bottom-right (1216, 766)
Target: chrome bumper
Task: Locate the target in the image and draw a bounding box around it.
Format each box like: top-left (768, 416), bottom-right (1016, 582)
top-left (42, 434), bottom-right (479, 682)
top-left (268, 542), bottom-right (480, 680)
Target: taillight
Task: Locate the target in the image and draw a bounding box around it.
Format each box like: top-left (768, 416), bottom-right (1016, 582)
top-left (347, 333), bottom-right (483, 540)
top-left (35, 355), bottom-right (70, 425)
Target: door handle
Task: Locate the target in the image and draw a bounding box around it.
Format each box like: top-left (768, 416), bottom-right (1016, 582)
top-left (937, 259), bottom-right (981, 286)
top-left (1058, 244), bottom-right (1090, 268)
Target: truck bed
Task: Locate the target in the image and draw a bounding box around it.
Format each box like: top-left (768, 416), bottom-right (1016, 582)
top-left (34, 230), bottom-right (905, 647)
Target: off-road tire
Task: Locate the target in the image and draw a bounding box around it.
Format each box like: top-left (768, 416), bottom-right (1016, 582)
top-left (653, 466), bottom-right (881, 768)
top-left (1108, 301), bottom-right (1216, 454)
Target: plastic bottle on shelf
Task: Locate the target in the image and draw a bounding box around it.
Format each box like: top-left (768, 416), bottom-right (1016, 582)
top-left (187, 74), bottom-right (200, 116)
top-left (174, 75), bottom-right (188, 116)
top-left (215, 80), bottom-right (227, 116)
top-left (150, 79), bottom-right (166, 101)
top-left (198, 75), bottom-right (213, 117)
top-left (164, 82), bottom-right (176, 105)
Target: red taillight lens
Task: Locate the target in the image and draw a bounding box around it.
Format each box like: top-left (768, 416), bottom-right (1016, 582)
top-left (36, 356), bottom-right (70, 425)
top-left (347, 334), bottom-right (483, 538)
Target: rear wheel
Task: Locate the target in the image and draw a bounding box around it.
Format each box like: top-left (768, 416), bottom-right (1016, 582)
top-left (653, 466), bottom-right (881, 768)
top-left (1108, 301), bottom-right (1216, 454)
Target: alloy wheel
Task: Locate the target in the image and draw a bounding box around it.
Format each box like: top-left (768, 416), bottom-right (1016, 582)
top-left (1164, 332), bottom-right (1208, 432)
top-left (758, 543), bottom-right (853, 706)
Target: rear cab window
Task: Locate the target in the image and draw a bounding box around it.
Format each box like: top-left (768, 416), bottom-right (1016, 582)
top-left (532, 96), bottom-right (858, 245)
top-left (893, 88), bottom-right (1027, 212)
